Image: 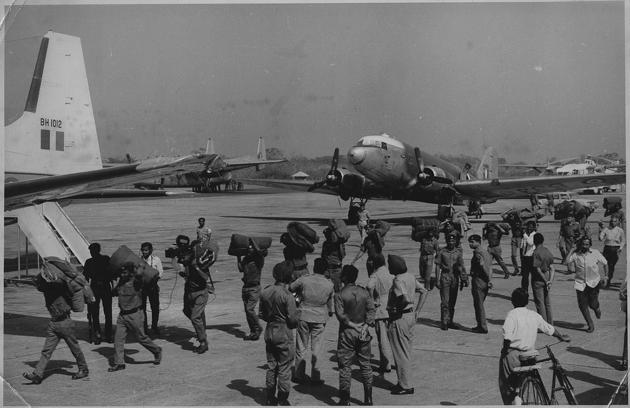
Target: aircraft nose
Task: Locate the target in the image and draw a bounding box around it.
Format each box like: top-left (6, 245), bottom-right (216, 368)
top-left (348, 147), bottom-right (366, 165)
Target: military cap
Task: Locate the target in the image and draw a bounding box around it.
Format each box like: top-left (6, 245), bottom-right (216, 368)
top-left (387, 254), bottom-right (407, 275)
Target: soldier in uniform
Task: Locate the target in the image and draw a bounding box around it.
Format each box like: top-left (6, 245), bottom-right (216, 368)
top-left (501, 209), bottom-right (523, 276)
top-left (353, 226), bottom-right (384, 276)
top-left (83, 242), bottom-right (114, 344)
top-left (482, 222), bottom-right (511, 279)
top-left (321, 227), bottom-right (345, 292)
top-left (468, 235), bottom-right (493, 333)
top-left (259, 261), bottom-right (299, 406)
top-left (237, 239), bottom-right (267, 341)
top-left (559, 214), bottom-right (581, 264)
top-left (182, 242), bottom-right (215, 354)
top-left (386, 255), bottom-right (422, 396)
top-left (108, 262), bottom-right (162, 372)
top-left (435, 234), bottom-right (468, 330)
top-left (289, 258), bottom-right (334, 385)
top-left (335, 264), bottom-right (375, 405)
top-left (281, 233), bottom-right (310, 281)
top-left (23, 271), bottom-right (89, 384)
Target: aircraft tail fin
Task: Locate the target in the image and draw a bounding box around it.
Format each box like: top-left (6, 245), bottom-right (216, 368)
top-left (206, 138), bottom-right (215, 155)
top-left (476, 146), bottom-right (498, 179)
top-left (5, 31), bottom-right (102, 177)
top-left (256, 137), bottom-right (266, 171)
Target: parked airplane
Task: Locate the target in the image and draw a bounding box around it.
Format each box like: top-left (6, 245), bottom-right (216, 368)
top-left (133, 137), bottom-right (286, 192)
top-left (501, 155), bottom-right (626, 176)
top-left (5, 31), bottom-right (225, 265)
top-left (244, 133), bottom-right (625, 221)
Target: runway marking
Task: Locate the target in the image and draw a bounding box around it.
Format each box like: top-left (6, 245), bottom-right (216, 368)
top-left (2, 375), bottom-right (32, 407)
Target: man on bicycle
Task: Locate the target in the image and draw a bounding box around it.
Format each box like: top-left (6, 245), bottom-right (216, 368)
top-left (499, 288), bottom-right (570, 405)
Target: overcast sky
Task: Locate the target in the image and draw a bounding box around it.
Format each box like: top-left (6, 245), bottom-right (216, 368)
top-left (4, 2), bottom-right (625, 162)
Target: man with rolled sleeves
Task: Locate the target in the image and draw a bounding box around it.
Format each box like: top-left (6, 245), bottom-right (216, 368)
top-left (483, 222), bottom-right (511, 279)
top-left (237, 239), bottom-right (267, 341)
top-left (366, 253), bottom-right (394, 374)
top-left (598, 215), bottom-right (625, 287)
top-left (289, 258), bottom-right (334, 385)
top-left (335, 264), bottom-right (376, 406)
top-left (23, 272), bottom-right (89, 384)
top-left (260, 261), bottom-right (299, 406)
top-left (83, 242), bottom-right (114, 344)
top-left (386, 255), bottom-right (421, 395)
top-left (435, 234), bottom-right (468, 330)
top-left (468, 235), bottom-right (493, 333)
top-left (108, 262), bottom-right (162, 372)
top-left (520, 221), bottom-right (537, 293)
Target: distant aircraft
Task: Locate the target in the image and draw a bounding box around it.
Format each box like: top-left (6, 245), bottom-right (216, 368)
top-left (5, 31), bottom-right (221, 265)
top-left (244, 133), bottom-right (625, 221)
top-left (501, 155), bottom-right (626, 176)
top-left (133, 137), bottom-right (286, 192)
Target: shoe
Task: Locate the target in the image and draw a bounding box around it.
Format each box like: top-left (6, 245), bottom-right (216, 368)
top-left (586, 326), bottom-right (595, 333)
top-left (265, 387), bottom-right (278, 406)
top-left (363, 384), bottom-right (373, 406)
top-left (440, 323), bottom-right (448, 331)
top-left (291, 376), bottom-right (307, 384)
top-left (471, 326), bottom-right (488, 334)
top-left (153, 347), bottom-right (162, 365)
top-left (94, 337), bottom-right (101, 345)
top-left (595, 309), bottom-right (602, 319)
top-left (23, 372), bottom-right (42, 384)
top-left (277, 391), bottom-right (291, 406)
top-left (152, 327), bottom-right (160, 336)
top-left (390, 383), bottom-right (403, 393)
top-left (504, 273), bottom-right (510, 279)
top-left (243, 333), bottom-right (260, 341)
top-left (337, 390), bottom-right (350, 406)
top-left (107, 364), bottom-right (126, 372)
top-left (310, 379), bottom-right (325, 385)
top-left (380, 366), bottom-right (392, 373)
top-left (195, 341), bottom-right (208, 354)
top-left (447, 322), bottom-right (458, 329)
top-left (620, 360), bottom-right (628, 371)
top-left (71, 369), bottom-right (89, 380)
top-left (391, 387), bottom-right (414, 395)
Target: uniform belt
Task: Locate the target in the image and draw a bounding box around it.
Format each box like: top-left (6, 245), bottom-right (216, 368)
top-left (401, 309), bottom-right (413, 314)
top-left (51, 312), bottom-right (70, 322)
top-left (328, 263), bottom-right (342, 268)
top-left (120, 307), bottom-right (141, 315)
top-left (294, 264), bottom-right (307, 271)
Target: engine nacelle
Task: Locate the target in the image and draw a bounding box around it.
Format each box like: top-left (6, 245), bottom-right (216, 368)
top-left (422, 166), bottom-right (448, 180)
top-left (338, 171), bottom-right (366, 200)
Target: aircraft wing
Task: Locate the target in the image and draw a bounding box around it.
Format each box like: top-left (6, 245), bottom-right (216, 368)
top-left (240, 178), bottom-right (341, 196)
top-left (454, 173), bottom-right (626, 201)
top-left (222, 158), bottom-right (287, 173)
top-left (5, 154), bottom-right (212, 211)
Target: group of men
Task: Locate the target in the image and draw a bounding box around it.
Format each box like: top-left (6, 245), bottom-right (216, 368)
top-left (22, 206), bottom-right (626, 405)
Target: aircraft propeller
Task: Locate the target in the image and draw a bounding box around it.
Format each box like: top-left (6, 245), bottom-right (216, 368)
top-left (407, 147), bottom-right (453, 187)
top-left (309, 147), bottom-right (341, 192)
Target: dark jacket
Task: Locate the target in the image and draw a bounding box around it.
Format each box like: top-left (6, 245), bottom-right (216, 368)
top-left (36, 274), bottom-right (72, 319)
top-left (335, 283), bottom-right (375, 329)
top-left (83, 254), bottom-right (113, 288)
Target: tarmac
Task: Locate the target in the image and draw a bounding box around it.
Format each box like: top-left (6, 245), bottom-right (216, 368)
top-left (2, 188), bottom-right (628, 406)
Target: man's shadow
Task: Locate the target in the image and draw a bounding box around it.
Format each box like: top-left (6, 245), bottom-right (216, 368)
top-left (22, 359), bottom-right (79, 381)
top-left (205, 323), bottom-right (247, 339)
top-left (226, 379), bottom-right (266, 405)
top-left (566, 345), bottom-right (620, 368)
top-left (553, 320), bottom-right (585, 331)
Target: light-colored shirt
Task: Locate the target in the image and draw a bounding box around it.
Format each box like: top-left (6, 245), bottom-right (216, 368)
top-left (289, 273), bottom-right (334, 323)
top-left (197, 226), bottom-right (212, 241)
top-left (599, 226), bottom-right (625, 247)
top-left (143, 254), bottom-right (163, 278)
top-left (387, 271), bottom-right (420, 313)
top-left (502, 307), bottom-right (555, 352)
top-left (520, 231), bottom-right (536, 257)
top-left (567, 249), bottom-right (607, 291)
top-left (366, 265), bottom-right (394, 320)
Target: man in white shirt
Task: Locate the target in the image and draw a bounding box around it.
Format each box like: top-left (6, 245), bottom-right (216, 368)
top-left (519, 221), bottom-right (537, 294)
top-left (499, 288), bottom-right (570, 404)
top-left (598, 215), bottom-right (625, 288)
top-left (196, 217), bottom-right (212, 242)
top-left (567, 236), bottom-right (608, 333)
top-left (141, 242), bottom-right (164, 336)
top-left (365, 253), bottom-right (394, 373)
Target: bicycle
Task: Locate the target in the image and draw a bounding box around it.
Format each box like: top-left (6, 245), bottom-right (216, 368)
top-left (512, 342), bottom-right (578, 405)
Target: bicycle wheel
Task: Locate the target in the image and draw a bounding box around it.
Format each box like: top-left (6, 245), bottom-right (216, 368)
top-left (557, 372), bottom-right (578, 405)
top-left (519, 375), bottom-right (549, 405)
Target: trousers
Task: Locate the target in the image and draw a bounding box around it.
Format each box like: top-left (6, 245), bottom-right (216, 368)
top-left (265, 322), bottom-right (295, 394)
top-left (142, 283), bottom-right (160, 330)
top-left (471, 277), bottom-right (488, 331)
top-left (113, 310), bottom-right (161, 365)
top-left (603, 246), bottom-right (620, 283)
top-left (577, 284), bottom-right (600, 329)
top-left (488, 245), bottom-right (510, 276)
top-left (439, 273), bottom-right (459, 325)
top-left (183, 289), bottom-right (208, 342)
top-left (294, 320), bottom-right (326, 381)
top-left (532, 281), bottom-right (553, 324)
top-left (521, 256), bottom-right (533, 293)
top-left (89, 284), bottom-right (113, 337)
top-left (35, 317), bottom-right (88, 377)
top-left (387, 313), bottom-right (414, 389)
top-left (337, 326), bottom-right (372, 392)
top-left (242, 286), bottom-right (262, 335)
top-left (375, 318), bottom-right (393, 371)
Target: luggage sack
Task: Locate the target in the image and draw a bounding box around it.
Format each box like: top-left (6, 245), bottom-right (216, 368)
top-left (373, 220), bottom-right (391, 237)
top-left (411, 217), bottom-right (440, 242)
top-left (110, 245), bottom-right (159, 287)
top-left (42, 257), bottom-right (93, 312)
top-left (228, 233), bottom-right (272, 256)
top-left (328, 219), bottom-right (351, 243)
top-left (286, 222), bottom-right (319, 252)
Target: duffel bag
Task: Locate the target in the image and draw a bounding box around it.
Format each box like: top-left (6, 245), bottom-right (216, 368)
top-left (554, 201), bottom-right (575, 220)
top-left (373, 220), bottom-right (391, 237)
top-left (110, 245), bottom-right (160, 287)
top-left (287, 222), bottom-right (319, 244)
top-left (228, 234), bottom-right (271, 256)
top-left (411, 217), bottom-right (440, 242)
top-left (604, 196), bottom-right (623, 216)
top-left (328, 219), bottom-right (351, 243)
top-left (42, 257), bottom-right (93, 312)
